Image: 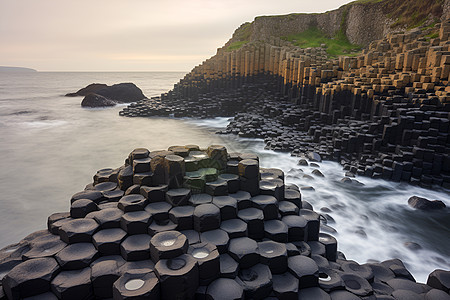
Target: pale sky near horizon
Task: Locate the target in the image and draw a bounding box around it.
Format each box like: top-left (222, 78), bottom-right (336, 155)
top-left (1, 0), bottom-right (354, 72)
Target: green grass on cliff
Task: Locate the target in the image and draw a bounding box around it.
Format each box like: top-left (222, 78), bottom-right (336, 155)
top-left (226, 23), bottom-right (252, 51)
top-left (282, 27), bottom-right (361, 58)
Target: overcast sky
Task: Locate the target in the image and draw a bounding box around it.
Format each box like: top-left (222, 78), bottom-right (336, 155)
top-left (0, 0), bottom-right (353, 71)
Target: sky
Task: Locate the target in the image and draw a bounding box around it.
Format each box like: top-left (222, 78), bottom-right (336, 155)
top-left (0, 0), bottom-right (354, 72)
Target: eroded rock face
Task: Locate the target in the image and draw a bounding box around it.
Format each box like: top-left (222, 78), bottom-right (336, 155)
top-left (408, 196), bottom-right (446, 210)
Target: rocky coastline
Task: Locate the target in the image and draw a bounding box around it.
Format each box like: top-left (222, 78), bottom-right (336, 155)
top-left (120, 20), bottom-right (450, 192)
top-left (0, 145), bottom-right (448, 299)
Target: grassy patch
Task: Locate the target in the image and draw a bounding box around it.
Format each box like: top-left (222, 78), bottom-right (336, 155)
top-left (226, 23), bottom-right (252, 51)
top-left (425, 32), bottom-right (439, 40)
top-left (282, 27), bottom-right (361, 58)
top-left (227, 41), bottom-right (248, 51)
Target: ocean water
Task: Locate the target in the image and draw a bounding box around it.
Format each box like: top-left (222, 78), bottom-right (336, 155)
top-left (0, 72), bottom-right (448, 282)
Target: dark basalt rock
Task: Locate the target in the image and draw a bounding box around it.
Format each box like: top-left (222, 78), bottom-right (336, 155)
top-left (65, 83), bottom-right (107, 97)
top-left (1, 144), bottom-right (449, 299)
top-left (81, 93), bottom-right (116, 107)
top-left (408, 196), bottom-right (446, 210)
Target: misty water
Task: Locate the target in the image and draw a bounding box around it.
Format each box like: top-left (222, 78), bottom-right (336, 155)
top-left (0, 72), bottom-right (448, 283)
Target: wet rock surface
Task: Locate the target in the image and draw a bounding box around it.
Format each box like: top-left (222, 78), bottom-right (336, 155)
top-left (0, 144), bottom-right (448, 299)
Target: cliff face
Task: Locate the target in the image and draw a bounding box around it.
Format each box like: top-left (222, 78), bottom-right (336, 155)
top-left (229, 0), bottom-right (449, 48)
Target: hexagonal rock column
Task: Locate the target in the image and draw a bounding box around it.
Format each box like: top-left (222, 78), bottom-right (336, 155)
top-left (92, 228), bottom-right (127, 255)
top-left (3, 257), bottom-right (60, 300)
top-left (258, 240), bottom-right (288, 274)
top-left (91, 208), bottom-right (124, 229)
top-left (284, 188), bottom-right (302, 208)
top-left (193, 203), bottom-right (221, 232)
top-left (212, 196), bottom-right (238, 221)
top-left (169, 205), bottom-right (194, 230)
top-left (149, 231), bottom-right (188, 263)
top-left (300, 209), bottom-right (321, 241)
top-left (155, 254), bottom-right (199, 299)
top-left (50, 267), bottom-right (93, 300)
top-left (238, 159), bottom-right (260, 196)
top-left (220, 218), bottom-right (248, 238)
top-left (165, 188), bottom-right (191, 207)
top-left (118, 194), bottom-right (147, 212)
top-left (200, 229), bottom-right (230, 254)
top-left (188, 242), bottom-right (220, 285)
top-left (164, 155), bottom-right (185, 189)
top-left (22, 234), bottom-right (67, 260)
top-left (58, 219), bottom-right (99, 244)
top-left (228, 237), bottom-right (260, 269)
top-left (288, 255), bottom-right (319, 288)
top-left (112, 270), bottom-right (160, 299)
top-left (206, 145), bottom-right (228, 170)
top-left (118, 165), bottom-right (134, 191)
top-left (236, 263), bottom-right (273, 299)
top-left (251, 195), bottom-right (279, 220)
top-left (229, 190), bottom-right (252, 210)
top-left (90, 258), bottom-right (124, 299)
top-left (140, 185), bottom-right (168, 203)
top-left (55, 243), bottom-right (98, 270)
top-left (238, 207), bottom-right (264, 240)
top-left (205, 278), bottom-right (244, 300)
top-left (120, 211), bottom-right (151, 235)
top-left (264, 219), bottom-right (288, 243)
top-left (70, 199), bottom-right (98, 219)
top-left (218, 173), bottom-right (240, 194)
top-left (120, 234), bottom-right (152, 261)
top-left (259, 178), bottom-right (285, 202)
top-left (282, 215), bottom-right (308, 242)
top-left (272, 272), bottom-right (299, 299)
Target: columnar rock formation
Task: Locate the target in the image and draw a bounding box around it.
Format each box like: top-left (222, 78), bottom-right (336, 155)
top-left (120, 20), bottom-right (450, 190)
top-left (1, 145), bottom-right (448, 299)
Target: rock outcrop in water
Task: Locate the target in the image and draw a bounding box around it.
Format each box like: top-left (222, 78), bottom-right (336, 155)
top-left (120, 19), bottom-right (450, 192)
top-left (408, 196), bottom-right (447, 210)
top-left (0, 145), bottom-right (449, 299)
top-left (67, 83), bottom-right (147, 107)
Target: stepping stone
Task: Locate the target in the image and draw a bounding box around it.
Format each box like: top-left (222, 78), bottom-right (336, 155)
top-left (205, 278), bottom-right (244, 300)
top-left (237, 208), bottom-right (264, 240)
top-left (140, 185), bottom-right (168, 203)
top-left (112, 270), bottom-right (160, 299)
top-left (91, 258), bottom-right (123, 298)
top-left (212, 196), bottom-right (238, 220)
top-left (200, 229), bottom-right (229, 254)
top-left (264, 219), bottom-right (288, 243)
top-left (148, 219), bottom-right (177, 235)
top-left (120, 211), bottom-right (152, 235)
top-left (228, 237), bottom-right (259, 269)
top-left (92, 208), bottom-right (123, 229)
top-left (188, 242), bottom-right (220, 285)
top-left (149, 230), bottom-right (188, 262)
top-left (282, 215), bottom-right (308, 242)
top-left (92, 228), bottom-right (127, 255)
top-left (236, 263), bottom-right (272, 299)
top-left (229, 190), bottom-right (252, 209)
top-left (22, 235), bottom-right (67, 260)
top-left (193, 203), bottom-right (221, 232)
top-left (120, 234), bottom-right (152, 261)
top-left (59, 219), bottom-right (99, 244)
top-left (3, 257), bottom-right (60, 299)
top-left (219, 254), bottom-right (239, 278)
top-left (169, 206), bottom-right (194, 230)
top-left (55, 243), bottom-right (98, 270)
top-left (51, 267), bottom-right (92, 300)
top-left (251, 195), bottom-right (278, 220)
top-left (144, 202), bottom-right (172, 221)
top-left (118, 194), bottom-right (147, 212)
top-left (218, 173), bottom-right (240, 194)
top-left (220, 218), bottom-right (247, 238)
top-left (258, 240), bottom-right (288, 274)
top-left (188, 193), bottom-right (212, 206)
top-left (272, 272), bottom-right (299, 299)
top-left (166, 188), bottom-right (191, 206)
top-left (155, 254), bottom-right (198, 299)
top-left (288, 255), bottom-right (319, 288)
top-left (70, 199), bottom-right (98, 218)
